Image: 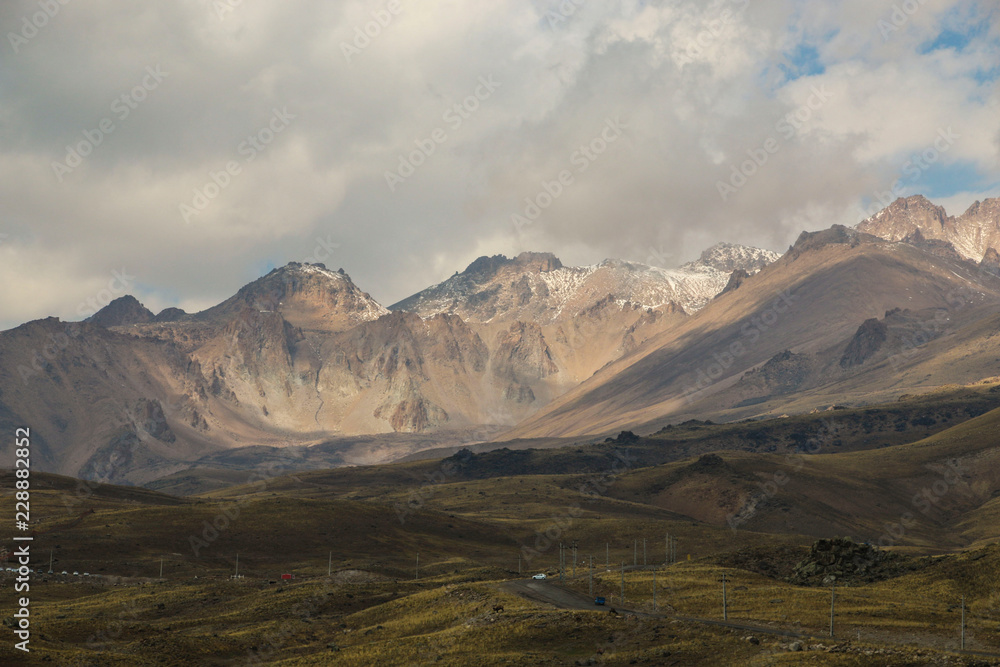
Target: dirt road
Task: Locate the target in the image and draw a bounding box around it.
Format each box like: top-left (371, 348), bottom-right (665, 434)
top-left (501, 578), bottom-right (1000, 661)
top-left (501, 579), bottom-right (602, 611)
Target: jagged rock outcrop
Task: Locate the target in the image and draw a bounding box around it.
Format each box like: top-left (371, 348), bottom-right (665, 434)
top-left (789, 538), bottom-right (916, 585)
top-left (689, 243), bottom-right (779, 273)
top-left (492, 321), bottom-right (558, 384)
top-left (859, 195), bottom-right (1000, 262)
top-left (88, 295), bottom-right (154, 328)
top-left (199, 262), bottom-right (389, 332)
top-left (786, 225), bottom-right (870, 260)
top-left (737, 350), bottom-right (813, 396)
top-left (135, 398), bottom-right (175, 442)
top-left (391, 246), bottom-right (780, 321)
top-left (719, 269), bottom-right (750, 296)
top-left (840, 319), bottom-right (888, 369)
top-left (900, 228), bottom-right (965, 262)
top-left (152, 307), bottom-right (188, 323)
top-left (980, 247), bottom-right (1000, 276)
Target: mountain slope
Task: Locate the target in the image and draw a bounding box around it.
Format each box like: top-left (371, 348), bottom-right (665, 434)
top-left (608, 404), bottom-right (1000, 546)
top-left (0, 259), bottom-right (687, 483)
top-left (388, 244), bottom-right (779, 395)
top-left (502, 225), bottom-right (1000, 440)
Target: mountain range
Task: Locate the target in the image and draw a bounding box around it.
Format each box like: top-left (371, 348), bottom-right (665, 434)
top-left (858, 195), bottom-right (1000, 262)
top-left (2, 194), bottom-right (999, 487)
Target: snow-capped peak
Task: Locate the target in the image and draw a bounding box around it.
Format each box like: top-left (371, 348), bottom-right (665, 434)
top-left (683, 243), bottom-right (782, 274)
top-left (391, 243), bottom-right (782, 321)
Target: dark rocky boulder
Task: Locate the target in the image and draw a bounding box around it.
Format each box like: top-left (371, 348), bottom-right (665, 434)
top-left (839, 319), bottom-right (888, 369)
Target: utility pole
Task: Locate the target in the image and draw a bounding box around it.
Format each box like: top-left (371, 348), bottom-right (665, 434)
top-left (653, 567), bottom-right (657, 611)
top-left (961, 596), bottom-right (966, 650)
top-left (159, 558), bottom-right (163, 579)
top-left (415, 553), bottom-right (419, 580)
top-left (572, 543), bottom-right (577, 579)
top-left (829, 581), bottom-right (836, 638)
top-left (722, 573), bottom-right (728, 621)
top-left (633, 540), bottom-right (637, 567)
top-left (235, 553), bottom-right (239, 579)
top-left (620, 562), bottom-right (625, 605)
top-left (328, 551), bottom-right (332, 577)
top-left (589, 556), bottom-right (593, 596)
top-left (643, 538), bottom-right (647, 567)
top-left (48, 549), bottom-right (53, 573)
top-left (518, 554), bottom-right (521, 575)
top-left (666, 533), bottom-right (670, 565)
top-left (606, 543), bottom-right (609, 568)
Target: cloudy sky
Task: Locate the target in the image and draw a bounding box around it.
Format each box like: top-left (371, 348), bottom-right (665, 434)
top-left (1, 0), bottom-right (998, 330)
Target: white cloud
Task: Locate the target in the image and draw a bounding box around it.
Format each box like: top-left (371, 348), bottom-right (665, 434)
top-left (0, 0), bottom-right (997, 330)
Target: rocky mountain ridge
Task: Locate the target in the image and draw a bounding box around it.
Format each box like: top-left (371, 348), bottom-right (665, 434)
top-left (857, 195), bottom-right (1000, 261)
top-left (391, 244), bottom-right (780, 321)
top-left (0, 244), bottom-right (773, 483)
top-left (6, 192), bottom-right (1000, 485)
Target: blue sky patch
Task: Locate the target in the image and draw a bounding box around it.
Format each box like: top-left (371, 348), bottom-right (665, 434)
top-left (901, 159), bottom-right (998, 199)
top-left (918, 7), bottom-right (990, 55)
top-left (973, 65), bottom-right (1000, 84)
top-left (778, 43), bottom-right (826, 82)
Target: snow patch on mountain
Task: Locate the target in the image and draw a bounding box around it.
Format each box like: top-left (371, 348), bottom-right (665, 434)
top-left (391, 244), bottom-right (782, 321)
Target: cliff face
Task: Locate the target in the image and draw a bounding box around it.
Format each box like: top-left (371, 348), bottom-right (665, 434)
top-left (839, 318), bottom-right (888, 369)
top-left (0, 243), bottom-right (782, 484)
top-left (858, 195), bottom-right (1000, 262)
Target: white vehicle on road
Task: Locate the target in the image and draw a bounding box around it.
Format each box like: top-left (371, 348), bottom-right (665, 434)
top-left (532, 573), bottom-right (547, 580)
